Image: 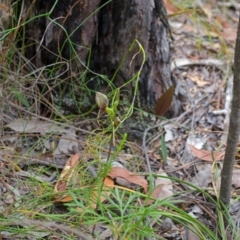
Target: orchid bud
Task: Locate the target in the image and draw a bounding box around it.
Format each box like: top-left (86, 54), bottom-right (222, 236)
top-left (95, 92), bottom-right (109, 110)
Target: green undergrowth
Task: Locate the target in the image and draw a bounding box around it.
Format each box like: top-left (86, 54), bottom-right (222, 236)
top-left (1, 176), bottom-right (238, 239)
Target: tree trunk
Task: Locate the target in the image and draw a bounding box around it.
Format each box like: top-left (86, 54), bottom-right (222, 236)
top-left (13, 0), bottom-right (182, 117)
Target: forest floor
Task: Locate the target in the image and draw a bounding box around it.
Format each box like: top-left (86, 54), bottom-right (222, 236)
top-left (1, 1), bottom-right (240, 240)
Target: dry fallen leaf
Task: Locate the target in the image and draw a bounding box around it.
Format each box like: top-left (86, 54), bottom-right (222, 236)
top-left (108, 167), bottom-right (148, 193)
top-left (188, 144), bottom-right (224, 161)
top-left (188, 74), bottom-right (210, 87)
top-left (53, 153), bottom-right (80, 202)
top-left (163, 0), bottom-right (180, 14)
top-left (191, 163), bottom-right (212, 188)
top-left (7, 118), bottom-right (65, 134)
top-left (75, 177), bottom-right (115, 211)
top-left (153, 169), bottom-right (173, 200)
top-left (53, 128), bottom-right (77, 155)
top-left (215, 15), bottom-right (229, 28)
top-left (187, 225), bottom-right (201, 240)
top-left (88, 177), bottom-right (115, 209)
top-left (155, 85), bottom-right (175, 117)
top-left (221, 28), bottom-right (237, 42)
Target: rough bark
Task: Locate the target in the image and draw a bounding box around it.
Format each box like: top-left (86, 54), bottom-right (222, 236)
top-left (14, 0), bottom-right (182, 116)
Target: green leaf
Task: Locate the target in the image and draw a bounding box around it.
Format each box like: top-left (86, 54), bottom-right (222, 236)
top-left (11, 89), bottom-right (30, 108)
top-left (161, 135), bottom-right (167, 164)
top-left (154, 85), bottom-right (175, 117)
